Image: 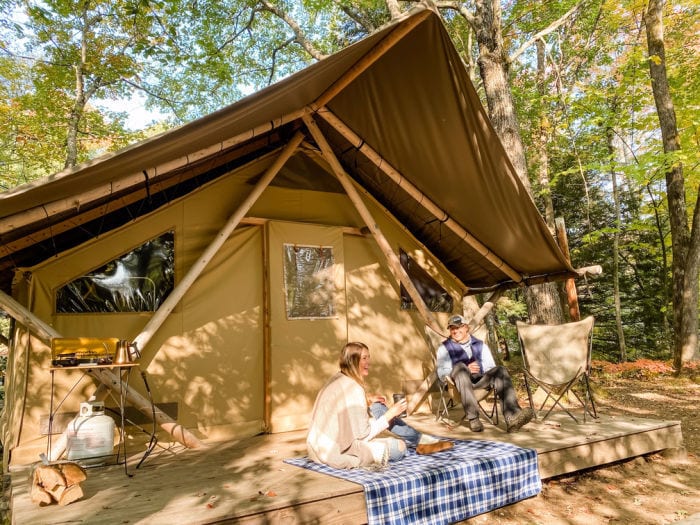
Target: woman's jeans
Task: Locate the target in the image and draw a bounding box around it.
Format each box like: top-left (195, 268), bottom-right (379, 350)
top-left (369, 402), bottom-right (422, 448)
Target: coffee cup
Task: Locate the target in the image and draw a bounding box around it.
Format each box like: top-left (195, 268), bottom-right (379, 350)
top-left (392, 393), bottom-right (407, 417)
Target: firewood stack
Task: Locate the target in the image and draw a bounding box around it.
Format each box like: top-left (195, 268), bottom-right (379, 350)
top-left (31, 462), bottom-right (87, 506)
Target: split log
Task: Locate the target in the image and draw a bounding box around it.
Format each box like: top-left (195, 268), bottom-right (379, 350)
top-left (34, 464), bottom-right (65, 492)
top-left (58, 483), bottom-right (84, 506)
top-left (30, 481), bottom-right (52, 506)
top-left (58, 462), bottom-right (87, 486)
top-left (31, 462), bottom-right (87, 507)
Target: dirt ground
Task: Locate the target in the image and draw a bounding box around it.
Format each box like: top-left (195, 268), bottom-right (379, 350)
top-left (466, 361), bottom-right (700, 525)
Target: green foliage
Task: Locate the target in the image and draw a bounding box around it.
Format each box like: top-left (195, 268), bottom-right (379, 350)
top-left (0, 0), bottom-right (697, 364)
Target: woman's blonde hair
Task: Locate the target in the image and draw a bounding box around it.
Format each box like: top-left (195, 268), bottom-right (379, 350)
top-left (339, 342), bottom-right (368, 386)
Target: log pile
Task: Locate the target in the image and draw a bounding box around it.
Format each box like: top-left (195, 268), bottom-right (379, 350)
top-left (31, 462), bottom-right (87, 506)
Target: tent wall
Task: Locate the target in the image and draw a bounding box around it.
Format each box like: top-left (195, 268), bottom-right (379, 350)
top-left (3, 156), bottom-right (463, 467)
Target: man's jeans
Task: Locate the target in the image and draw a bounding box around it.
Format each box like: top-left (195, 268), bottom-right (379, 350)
top-left (451, 362), bottom-right (522, 420)
top-left (369, 402), bottom-right (421, 447)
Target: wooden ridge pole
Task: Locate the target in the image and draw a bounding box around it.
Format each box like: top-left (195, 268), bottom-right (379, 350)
top-left (316, 107), bottom-right (524, 283)
top-left (310, 10), bottom-right (431, 111)
top-left (0, 289), bottom-right (203, 454)
top-left (132, 130), bottom-right (305, 354)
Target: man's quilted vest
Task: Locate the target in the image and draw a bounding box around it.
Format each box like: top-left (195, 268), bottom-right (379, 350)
top-left (442, 336), bottom-right (484, 375)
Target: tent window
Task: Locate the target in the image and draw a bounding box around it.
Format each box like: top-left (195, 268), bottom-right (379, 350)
top-left (283, 244), bottom-right (335, 319)
top-left (399, 249), bottom-right (453, 313)
top-left (55, 231), bottom-right (175, 313)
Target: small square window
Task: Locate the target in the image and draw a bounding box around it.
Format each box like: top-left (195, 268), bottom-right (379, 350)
top-left (283, 244), bottom-right (335, 319)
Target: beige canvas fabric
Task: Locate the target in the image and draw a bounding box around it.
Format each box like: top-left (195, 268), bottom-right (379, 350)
top-left (0, 8), bottom-right (577, 295)
top-left (0, 8), bottom-right (581, 468)
top-left (516, 316), bottom-right (595, 385)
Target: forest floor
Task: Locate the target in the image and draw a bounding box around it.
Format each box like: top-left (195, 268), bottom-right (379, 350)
top-left (467, 359), bottom-right (700, 525)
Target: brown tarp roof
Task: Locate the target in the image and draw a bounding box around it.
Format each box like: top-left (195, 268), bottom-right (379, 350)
top-left (0, 8), bottom-right (577, 296)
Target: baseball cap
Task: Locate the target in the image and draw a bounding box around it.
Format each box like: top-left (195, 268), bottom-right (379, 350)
top-left (447, 315), bottom-right (467, 328)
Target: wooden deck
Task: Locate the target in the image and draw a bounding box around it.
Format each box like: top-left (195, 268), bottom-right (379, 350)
top-left (8, 408), bottom-right (684, 524)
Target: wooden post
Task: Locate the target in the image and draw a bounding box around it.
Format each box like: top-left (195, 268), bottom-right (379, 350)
top-left (555, 217), bottom-right (580, 321)
top-left (0, 289), bottom-right (203, 454)
top-left (302, 114), bottom-right (441, 335)
top-left (133, 131), bottom-right (305, 354)
top-left (262, 223), bottom-right (272, 432)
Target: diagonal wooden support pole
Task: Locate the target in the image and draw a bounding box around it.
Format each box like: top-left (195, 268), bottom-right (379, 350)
top-left (302, 112), bottom-right (442, 414)
top-left (0, 289), bottom-right (203, 456)
top-left (316, 107), bottom-right (524, 283)
top-left (133, 130), bottom-right (305, 354)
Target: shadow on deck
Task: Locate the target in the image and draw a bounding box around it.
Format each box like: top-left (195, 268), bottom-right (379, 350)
top-left (8, 409), bottom-right (684, 524)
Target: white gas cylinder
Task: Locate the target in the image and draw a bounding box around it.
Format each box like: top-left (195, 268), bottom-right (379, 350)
top-left (65, 401), bottom-right (115, 462)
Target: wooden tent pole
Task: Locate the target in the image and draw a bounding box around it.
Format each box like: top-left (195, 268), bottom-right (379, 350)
top-left (132, 130), bottom-right (305, 354)
top-left (0, 109), bottom-right (306, 239)
top-left (303, 113), bottom-right (443, 415)
top-left (555, 217), bottom-right (580, 321)
top-left (0, 289), bottom-right (204, 454)
top-left (302, 113), bottom-right (440, 334)
top-left (310, 10), bottom-right (431, 111)
top-left (316, 107), bottom-right (524, 283)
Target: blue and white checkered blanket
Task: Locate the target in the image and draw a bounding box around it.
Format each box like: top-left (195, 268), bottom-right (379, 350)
top-left (285, 439), bottom-right (541, 525)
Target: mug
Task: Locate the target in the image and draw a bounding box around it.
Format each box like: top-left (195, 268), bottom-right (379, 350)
top-left (392, 393), bottom-right (407, 418)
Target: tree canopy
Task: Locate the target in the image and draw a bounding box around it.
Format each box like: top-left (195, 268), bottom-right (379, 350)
top-left (1, 0), bottom-right (698, 365)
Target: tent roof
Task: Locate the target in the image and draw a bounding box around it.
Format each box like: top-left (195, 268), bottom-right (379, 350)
top-left (0, 8), bottom-right (577, 296)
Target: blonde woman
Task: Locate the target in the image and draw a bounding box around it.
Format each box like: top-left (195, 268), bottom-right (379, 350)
top-left (307, 342), bottom-right (451, 469)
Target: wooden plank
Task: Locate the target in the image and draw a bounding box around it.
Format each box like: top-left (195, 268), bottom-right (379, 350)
top-left (234, 493), bottom-right (368, 524)
top-left (537, 422), bottom-right (684, 478)
top-left (9, 415), bottom-right (684, 525)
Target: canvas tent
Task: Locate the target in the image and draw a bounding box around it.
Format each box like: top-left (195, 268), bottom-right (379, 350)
top-left (0, 7), bottom-right (582, 469)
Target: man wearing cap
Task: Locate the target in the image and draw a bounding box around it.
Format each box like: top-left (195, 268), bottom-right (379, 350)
top-left (436, 315), bottom-right (534, 433)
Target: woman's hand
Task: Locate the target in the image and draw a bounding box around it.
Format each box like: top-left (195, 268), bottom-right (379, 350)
top-left (386, 398), bottom-right (408, 420)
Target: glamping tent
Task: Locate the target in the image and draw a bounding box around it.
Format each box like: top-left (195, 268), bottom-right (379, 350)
top-left (0, 7), bottom-right (581, 468)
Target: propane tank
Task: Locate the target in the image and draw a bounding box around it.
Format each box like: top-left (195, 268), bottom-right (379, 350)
top-left (65, 401), bottom-right (115, 464)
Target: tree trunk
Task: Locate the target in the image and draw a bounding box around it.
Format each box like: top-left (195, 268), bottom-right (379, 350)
top-left (535, 39), bottom-right (555, 228)
top-left (606, 125), bottom-right (627, 361)
top-left (474, 0), bottom-right (562, 324)
top-left (64, 7), bottom-right (92, 169)
top-left (64, 65), bottom-right (84, 169)
top-left (644, 0), bottom-right (699, 369)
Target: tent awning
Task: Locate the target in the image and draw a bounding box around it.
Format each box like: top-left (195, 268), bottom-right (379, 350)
top-left (0, 8), bottom-right (577, 296)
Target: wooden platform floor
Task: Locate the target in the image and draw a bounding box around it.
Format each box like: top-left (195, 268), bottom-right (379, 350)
top-left (9, 408), bottom-right (684, 524)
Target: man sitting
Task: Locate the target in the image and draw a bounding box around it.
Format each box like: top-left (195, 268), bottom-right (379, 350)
top-left (436, 315), bottom-right (534, 433)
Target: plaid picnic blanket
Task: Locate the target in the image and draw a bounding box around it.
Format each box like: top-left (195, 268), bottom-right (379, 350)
top-left (285, 439), bottom-right (541, 525)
